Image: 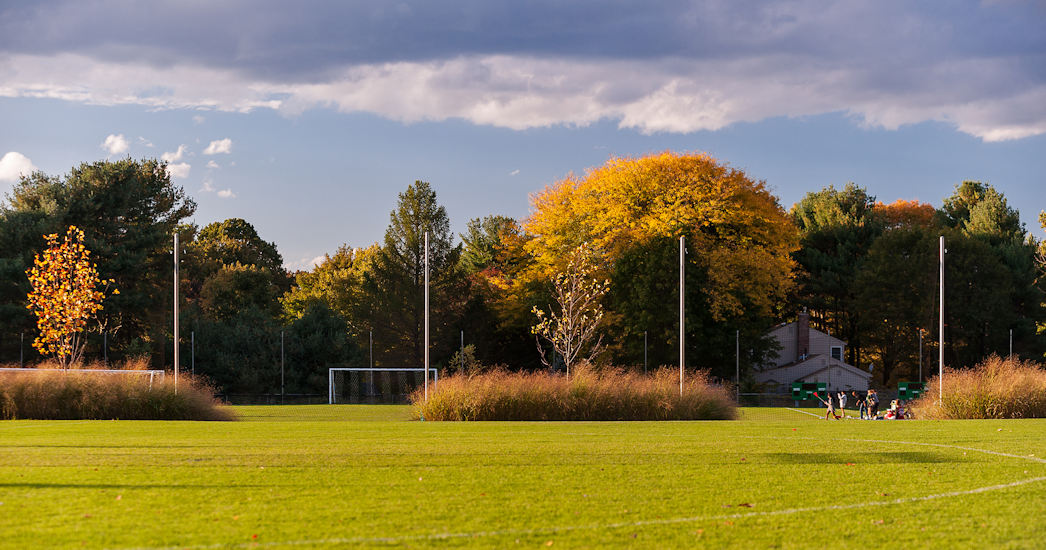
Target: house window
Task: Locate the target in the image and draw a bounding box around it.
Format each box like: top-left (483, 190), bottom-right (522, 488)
top-left (831, 346), bottom-right (843, 361)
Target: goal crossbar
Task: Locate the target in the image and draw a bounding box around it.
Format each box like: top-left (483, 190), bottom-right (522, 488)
top-left (328, 367), bottom-right (438, 404)
top-left (0, 368), bottom-right (166, 388)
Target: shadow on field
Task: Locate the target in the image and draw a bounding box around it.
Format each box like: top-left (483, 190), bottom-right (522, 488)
top-left (763, 451), bottom-right (961, 464)
top-left (0, 482), bottom-right (273, 489)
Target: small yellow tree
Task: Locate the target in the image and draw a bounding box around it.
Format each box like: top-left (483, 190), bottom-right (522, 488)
top-left (25, 226), bottom-right (116, 368)
top-left (532, 243), bottom-right (609, 375)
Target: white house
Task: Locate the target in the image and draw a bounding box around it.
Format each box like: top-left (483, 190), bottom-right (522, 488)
top-left (753, 311), bottom-right (871, 393)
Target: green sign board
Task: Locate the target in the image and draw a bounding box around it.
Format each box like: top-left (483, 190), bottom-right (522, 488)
top-left (898, 381), bottom-right (924, 400)
top-left (791, 382), bottom-right (827, 400)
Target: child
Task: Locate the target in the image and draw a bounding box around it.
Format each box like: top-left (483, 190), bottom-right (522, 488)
top-left (816, 392), bottom-right (839, 420)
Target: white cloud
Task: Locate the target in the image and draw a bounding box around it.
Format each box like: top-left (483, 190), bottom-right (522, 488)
top-left (0, 151), bottom-right (37, 182)
top-left (137, 136), bottom-right (154, 147)
top-left (162, 144), bottom-right (188, 162)
top-left (200, 179), bottom-right (215, 193)
top-left (166, 162), bottom-right (191, 179)
top-left (203, 138), bottom-right (233, 155)
top-left (217, 188), bottom-right (236, 198)
top-left (285, 255), bottom-right (328, 272)
top-left (101, 133), bottom-right (129, 155)
top-left (192, 115), bottom-right (206, 125)
top-left (2, 51), bottom-right (1043, 142)
top-left (206, 160), bottom-right (220, 169)
top-left (509, 169), bottom-right (520, 176)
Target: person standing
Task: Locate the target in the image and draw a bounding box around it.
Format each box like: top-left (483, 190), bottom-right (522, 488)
top-left (817, 392), bottom-right (839, 420)
top-left (867, 389), bottom-right (880, 419)
top-left (838, 391), bottom-right (848, 418)
top-left (855, 391), bottom-right (867, 420)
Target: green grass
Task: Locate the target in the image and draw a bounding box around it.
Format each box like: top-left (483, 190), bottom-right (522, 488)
top-left (1, 407), bottom-right (1045, 549)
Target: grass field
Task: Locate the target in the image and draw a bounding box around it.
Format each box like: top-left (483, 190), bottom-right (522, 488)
top-left (2, 406), bottom-right (1045, 549)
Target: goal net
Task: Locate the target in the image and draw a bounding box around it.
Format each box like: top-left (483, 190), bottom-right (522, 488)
top-left (328, 368), bottom-right (438, 404)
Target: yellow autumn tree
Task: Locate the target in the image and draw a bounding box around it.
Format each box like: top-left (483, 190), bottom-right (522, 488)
top-left (521, 151), bottom-right (799, 373)
top-left (25, 226), bottom-right (116, 368)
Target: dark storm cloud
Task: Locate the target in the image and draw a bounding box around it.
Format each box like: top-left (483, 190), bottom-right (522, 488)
top-left (1, 0), bottom-right (1039, 81)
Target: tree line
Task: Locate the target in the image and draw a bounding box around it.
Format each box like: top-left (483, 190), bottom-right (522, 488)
top-left (1, 153), bottom-right (1042, 395)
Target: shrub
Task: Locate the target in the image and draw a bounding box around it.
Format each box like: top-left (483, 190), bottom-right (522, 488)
top-left (911, 355), bottom-right (1046, 419)
top-left (411, 364), bottom-right (737, 421)
top-left (0, 361), bottom-right (235, 421)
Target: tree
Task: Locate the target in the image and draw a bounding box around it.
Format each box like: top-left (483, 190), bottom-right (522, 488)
top-left (3, 159), bottom-right (195, 365)
top-left (524, 152), bottom-right (797, 377)
top-left (460, 215), bottom-right (517, 273)
top-left (25, 226), bottom-right (116, 367)
top-left (532, 243), bottom-right (609, 373)
top-left (187, 218), bottom-right (289, 289)
top-left (791, 183), bottom-right (883, 366)
top-left (281, 244), bottom-right (379, 329)
top-left (358, 181), bottom-right (466, 367)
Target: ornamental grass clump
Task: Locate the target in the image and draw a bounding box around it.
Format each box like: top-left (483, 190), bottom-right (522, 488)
top-left (911, 355), bottom-right (1046, 419)
top-left (0, 360), bottom-right (235, 421)
top-left (412, 363), bottom-right (736, 421)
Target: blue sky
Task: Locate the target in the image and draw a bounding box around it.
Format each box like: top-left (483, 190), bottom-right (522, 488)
top-left (1, 0), bottom-right (1044, 269)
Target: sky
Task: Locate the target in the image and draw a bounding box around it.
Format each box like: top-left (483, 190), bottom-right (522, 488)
top-left (1, 0), bottom-right (1044, 270)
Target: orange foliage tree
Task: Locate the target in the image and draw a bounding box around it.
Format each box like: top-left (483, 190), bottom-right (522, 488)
top-left (875, 199), bottom-right (936, 229)
top-left (521, 151), bottom-right (799, 373)
top-left (25, 226), bottom-right (116, 368)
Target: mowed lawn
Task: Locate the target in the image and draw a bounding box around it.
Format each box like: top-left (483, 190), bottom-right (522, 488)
top-left (2, 406), bottom-right (1045, 549)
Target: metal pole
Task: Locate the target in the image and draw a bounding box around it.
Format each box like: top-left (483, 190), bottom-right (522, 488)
top-left (679, 235), bottom-right (685, 397)
top-left (736, 329), bottom-right (740, 400)
top-left (103, 332), bottom-right (108, 365)
top-left (191, 330), bottom-right (195, 376)
top-left (918, 329), bottom-right (922, 383)
top-left (20, 332), bottom-right (23, 367)
top-left (281, 330), bottom-right (285, 404)
top-left (173, 233), bottom-right (179, 394)
top-left (424, 231), bottom-right (430, 401)
top-left (1009, 329), bottom-right (1013, 359)
top-left (939, 236), bottom-right (944, 403)
top-left (460, 330), bottom-right (464, 372)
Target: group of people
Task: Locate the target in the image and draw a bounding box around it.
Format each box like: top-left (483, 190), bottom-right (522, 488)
top-left (815, 389), bottom-right (910, 420)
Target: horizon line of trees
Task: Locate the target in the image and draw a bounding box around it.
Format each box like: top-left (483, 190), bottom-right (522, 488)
top-left (1, 153), bottom-right (1043, 395)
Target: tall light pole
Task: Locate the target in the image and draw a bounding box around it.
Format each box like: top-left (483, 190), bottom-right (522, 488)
top-left (424, 231), bottom-right (430, 401)
top-left (939, 236), bottom-right (945, 403)
top-left (679, 235), bottom-right (685, 397)
top-left (736, 329), bottom-right (740, 400)
top-left (918, 329), bottom-right (922, 383)
top-left (173, 233), bottom-right (179, 394)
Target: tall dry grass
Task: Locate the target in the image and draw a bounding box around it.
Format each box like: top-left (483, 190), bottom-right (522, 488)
top-left (911, 355), bottom-right (1046, 419)
top-left (0, 361), bottom-right (235, 421)
top-left (412, 364), bottom-right (737, 421)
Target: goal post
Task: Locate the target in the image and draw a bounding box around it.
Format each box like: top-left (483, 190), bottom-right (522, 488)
top-left (328, 367), bottom-right (438, 405)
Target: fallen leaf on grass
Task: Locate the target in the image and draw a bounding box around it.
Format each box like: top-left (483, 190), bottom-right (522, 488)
top-left (115, 495), bottom-right (121, 501)
top-left (83, 514), bottom-right (91, 519)
top-left (737, 503), bottom-right (754, 508)
top-left (723, 521), bottom-right (734, 526)
top-left (252, 534), bottom-right (258, 540)
top-left (545, 541), bottom-right (554, 546)
top-left (873, 519), bottom-right (884, 525)
top-left (846, 462), bottom-right (856, 466)
top-left (877, 493), bottom-right (889, 497)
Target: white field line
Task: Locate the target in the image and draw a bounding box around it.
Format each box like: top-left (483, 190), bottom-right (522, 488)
top-left (116, 436), bottom-right (1046, 550)
top-left (786, 407), bottom-right (822, 418)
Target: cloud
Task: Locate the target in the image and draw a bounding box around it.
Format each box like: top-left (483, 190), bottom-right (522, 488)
top-left (2, 1), bottom-right (1044, 142)
top-left (101, 134), bottom-right (129, 154)
top-left (0, 151), bottom-right (37, 182)
top-left (217, 188), bottom-right (236, 198)
top-left (161, 144), bottom-right (188, 162)
top-left (509, 169), bottom-right (520, 176)
top-left (137, 136), bottom-right (153, 147)
top-left (192, 114), bottom-right (205, 125)
top-left (200, 179), bottom-right (215, 192)
top-left (206, 160), bottom-right (219, 169)
top-left (166, 162), bottom-right (191, 179)
top-left (285, 255), bottom-right (328, 272)
top-left (203, 138), bottom-right (233, 155)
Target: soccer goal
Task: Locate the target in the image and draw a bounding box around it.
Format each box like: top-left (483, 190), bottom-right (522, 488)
top-left (0, 368), bottom-right (166, 388)
top-left (328, 368), bottom-right (438, 405)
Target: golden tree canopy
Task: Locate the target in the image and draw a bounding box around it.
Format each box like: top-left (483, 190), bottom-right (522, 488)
top-left (524, 151), bottom-right (798, 320)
